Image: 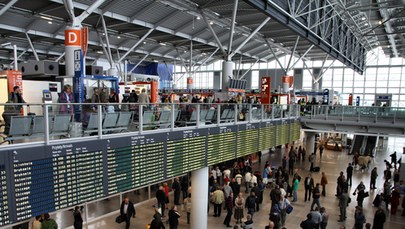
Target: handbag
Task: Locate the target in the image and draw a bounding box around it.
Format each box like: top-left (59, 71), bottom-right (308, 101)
top-left (364, 192), bottom-right (369, 198)
top-left (286, 204), bottom-right (293, 214)
top-left (115, 215), bottom-right (124, 224)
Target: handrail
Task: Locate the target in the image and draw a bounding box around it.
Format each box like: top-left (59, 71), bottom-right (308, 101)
top-left (0, 102), bottom-right (300, 147)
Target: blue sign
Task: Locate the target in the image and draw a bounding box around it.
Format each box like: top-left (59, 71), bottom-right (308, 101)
top-left (323, 89), bottom-right (329, 104)
top-left (356, 96), bottom-right (360, 106)
top-left (73, 49), bottom-right (85, 121)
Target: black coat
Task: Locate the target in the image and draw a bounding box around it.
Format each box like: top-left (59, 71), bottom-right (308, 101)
top-left (120, 201), bottom-right (136, 217)
top-left (304, 177), bottom-right (314, 190)
top-left (156, 190), bottom-right (166, 203)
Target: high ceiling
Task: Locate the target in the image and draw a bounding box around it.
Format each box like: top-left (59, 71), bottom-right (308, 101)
top-left (0, 0), bottom-right (403, 73)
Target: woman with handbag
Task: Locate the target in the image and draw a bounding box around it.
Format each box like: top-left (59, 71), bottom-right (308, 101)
top-left (353, 181), bottom-right (367, 207)
top-left (279, 195), bottom-right (291, 227)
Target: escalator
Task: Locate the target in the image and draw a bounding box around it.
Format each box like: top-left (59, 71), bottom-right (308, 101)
top-left (364, 136), bottom-right (377, 156)
top-left (350, 135), bottom-right (365, 155)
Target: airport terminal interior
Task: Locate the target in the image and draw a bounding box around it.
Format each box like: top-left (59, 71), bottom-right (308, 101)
top-left (0, 0), bottom-right (405, 229)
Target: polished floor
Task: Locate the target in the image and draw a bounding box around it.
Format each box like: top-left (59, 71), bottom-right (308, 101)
top-left (12, 137), bottom-right (405, 229)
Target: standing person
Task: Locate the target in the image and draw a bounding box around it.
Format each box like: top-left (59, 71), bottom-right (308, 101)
top-left (163, 182), bottom-right (170, 206)
top-left (58, 84), bottom-right (74, 114)
top-left (32, 215), bottom-right (42, 229)
top-left (279, 195), bottom-right (291, 227)
top-left (372, 207), bottom-right (386, 229)
top-left (212, 186), bottom-right (225, 217)
top-left (172, 177), bottom-right (181, 205)
top-left (242, 214), bottom-right (254, 229)
top-left (234, 193), bottom-right (245, 224)
top-left (73, 206), bottom-right (83, 229)
top-left (244, 170), bottom-right (252, 194)
top-left (138, 88), bottom-right (150, 104)
top-left (304, 173), bottom-right (315, 202)
top-left (180, 176), bottom-right (189, 201)
top-left (309, 153), bottom-right (315, 172)
top-left (310, 208), bottom-right (322, 229)
top-left (41, 213), bottom-right (58, 229)
top-left (168, 205), bottom-right (180, 229)
top-left (319, 207), bottom-right (328, 229)
top-left (183, 193), bottom-right (191, 224)
top-left (120, 196), bottom-right (136, 229)
top-left (391, 187), bottom-right (401, 215)
top-left (311, 183), bottom-right (322, 211)
top-left (354, 206), bottom-right (366, 229)
top-left (336, 172), bottom-right (345, 196)
top-left (150, 208), bottom-right (165, 229)
top-left (390, 151), bottom-right (397, 169)
top-left (156, 186), bottom-right (167, 218)
top-left (292, 177), bottom-right (299, 202)
top-left (223, 192), bottom-right (234, 227)
top-left (8, 85), bottom-right (26, 110)
top-left (320, 172), bottom-right (328, 196)
top-left (338, 188), bottom-right (349, 222)
top-left (346, 163), bottom-right (354, 187)
top-left (370, 167), bottom-right (378, 189)
top-left (245, 191), bottom-right (257, 218)
top-left (300, 214), bottom-right (315, 229)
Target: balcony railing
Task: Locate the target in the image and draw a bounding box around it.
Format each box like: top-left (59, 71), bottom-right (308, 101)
top-left (301, 104), bottom-right (405, 123)
top-left (0, 102), bottom-right (300, 146)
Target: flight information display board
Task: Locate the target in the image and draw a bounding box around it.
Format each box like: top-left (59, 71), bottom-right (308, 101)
top-left (107, 133), bottom-right (166, 194)
top-left (0, 164), bottom-right (9, 226)
top-left (0, 119), bottom-right (300, 225)
top-left (207, 126), bottom-right (237, 166)
top-left (259, 122), bottom-right (275, 150)
top-left (166, 129), bottom-right (207, 178)
top-left (291, 121), bottom-right (301, 142)
top-left (236, 123), bottom-right (259, 158)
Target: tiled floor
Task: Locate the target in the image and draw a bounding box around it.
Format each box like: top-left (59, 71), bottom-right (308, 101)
top-left (14, 137), bottom-right (405, 229)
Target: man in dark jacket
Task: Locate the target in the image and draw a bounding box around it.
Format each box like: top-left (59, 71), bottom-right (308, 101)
top-left (168, 205), bottom-right (180, 229)
top-left (156, 186), bottom-right (167, 217)
top-left (120, 197), bottom-right (136, 229)
top-left (172, 177), bottom-right (181, 205)
top-left (346, 163), bottom-right (353, 186)
top-left (300, 213), bottom-right (315, 229)
top-left (304, 173), bottom-right (315, 202)
top-left (372, 207), bottom-right (386, 229)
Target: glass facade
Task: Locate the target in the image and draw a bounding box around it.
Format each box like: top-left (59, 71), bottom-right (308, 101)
top-left (173, 48), bottom-right (405, 106)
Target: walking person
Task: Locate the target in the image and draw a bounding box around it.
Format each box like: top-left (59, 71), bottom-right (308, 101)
top-left (309, 153), bottom-right (315, 172)
top-left (353, 181), bottom-right (366, 207)
top-left (212, 186), bottom-right (225, 217)
top-left (319, 144), bottom-right (324, 159)
top-left (183, 194), bottom-right (191, 224)
top-left (304, 173), bottom-right (314, 202)
top-left (171, 177), bottom-right (181, 206)
top-left (245, 191), bottom-right (257, 218)
top-left (149, 208), bottom-right (165, 229)
top-left (41, 213), bottom-right (58, 229)
top-left (320, 172), bottom-right (328, 196)
top-left (73, 206), bottom-right (83, 229)
top-left (244, 170), bottom-right (252, 194)
top-left (372, 207), bottom-right (386, 229)
top-left (120, 196), bottom-right (136, 229)
top-left (311, 183), bottom-right (322, 211)
top-left (156, 186), bottom-right (167, 218)
top-left (223, 192), bottom-right (234, 227)
top-left (279, 195), bottom-right (291, 227)
top-left (292, 177), bottom-right (299, 202)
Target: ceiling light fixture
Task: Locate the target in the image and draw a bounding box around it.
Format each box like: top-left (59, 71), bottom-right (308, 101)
top-left (209, 21), bottom-right (214, 25)
top-left (196, 16), bottom-right (201, 20)
top-left (143, 41), bottom-right (146, 44)
top-left (96, 51), bottom-right (103, 54)
top-left (378, 21), bottom-right (382, 25)
top-left (361, 17), bottom-right (366, 20)
top-left (117, 36), bottom-right (121, 39)
top-left (160, 42), bottom-right (166, 46)
top-left (40, 16), bottom-right (53, 21)
top-left (48, 21), bottom-right (52, 24)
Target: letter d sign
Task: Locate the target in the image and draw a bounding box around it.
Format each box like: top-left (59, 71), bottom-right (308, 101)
top-left (65, 29), bottom-right (81, 46)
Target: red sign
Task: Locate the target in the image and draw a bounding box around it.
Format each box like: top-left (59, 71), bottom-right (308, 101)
top-left (81, 27), bottom-right (88, 56)
top-left (261, 77), bottom-right (271, 104)
top-left (5, 70), bottom-right (22, 94)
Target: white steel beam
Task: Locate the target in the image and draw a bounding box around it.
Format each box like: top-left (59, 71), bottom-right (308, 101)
top-left (227, 0), bottom-right (239, 56)
top-left (0, 0), bottom-right (18, 17)
top-left (25, 33), bottom-right (39, 61)
top-left (286, 36), bottom-right (300, 71)
top-left (77, 0), bottom-right (106, 24)
top-left (199, 10), bottom-right (227, 57)
top-left (116, 28), bottom-right (153, 65)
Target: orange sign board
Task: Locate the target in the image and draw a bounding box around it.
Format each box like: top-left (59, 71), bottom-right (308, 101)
top-left (65, 29), bottom-right (81, 46)
top-left (282, 75), bottom-right (294, 87)
top-left (4, 70), bottom-right (23, 94)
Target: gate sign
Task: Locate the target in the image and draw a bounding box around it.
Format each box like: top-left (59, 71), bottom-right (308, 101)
top-left (65, 29), bottom-right (81, 47)
top-left (261, 77), bottom-right (271, 104)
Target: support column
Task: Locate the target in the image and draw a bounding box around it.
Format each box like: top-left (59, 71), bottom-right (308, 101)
top-left (191, 167), bottom-right (209, 229)
top-left (305, 132), bottom-right (316, 155)
top-left (65, 26), bottom-right (82, 85)
top-left (222, 61), bottom-right (234, 91)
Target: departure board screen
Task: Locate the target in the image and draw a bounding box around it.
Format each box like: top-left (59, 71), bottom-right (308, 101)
top-left (166, 129), bottom-right (207, 177)
top-left (0, 119), bottom-right (300, 225)
top-left (107, 134), bottom-right (166, 194)
top-left (207, 126), bottom-right (237, 166)
top-left (0, 164), bottom-right (9, 226)
top-left (259, 122), bottom-right (275, 150)
top-left (237, 123), bottom-right (259, 158)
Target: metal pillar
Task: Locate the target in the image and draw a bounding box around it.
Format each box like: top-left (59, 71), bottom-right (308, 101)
top-left (222, 61), bottom-right (234, 91)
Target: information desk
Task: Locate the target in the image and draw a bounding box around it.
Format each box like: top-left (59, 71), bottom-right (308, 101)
top-left (0, 119), bottom-right (300, 225)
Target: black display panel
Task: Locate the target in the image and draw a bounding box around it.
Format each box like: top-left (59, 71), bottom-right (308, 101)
top-left (207, 126), bottom-right (237, 166)
top-left (0, 119), bottom-right (300, 225)
top-left (236, 123), bottom-right (260, 158)
top-left (166, 129), bottom-right (208, 177)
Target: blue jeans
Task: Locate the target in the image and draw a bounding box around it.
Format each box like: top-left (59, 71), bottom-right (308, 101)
top-left (293, 190), bottom-right (297, 202)
top-left (311, 198), bottom-right (321, 210)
